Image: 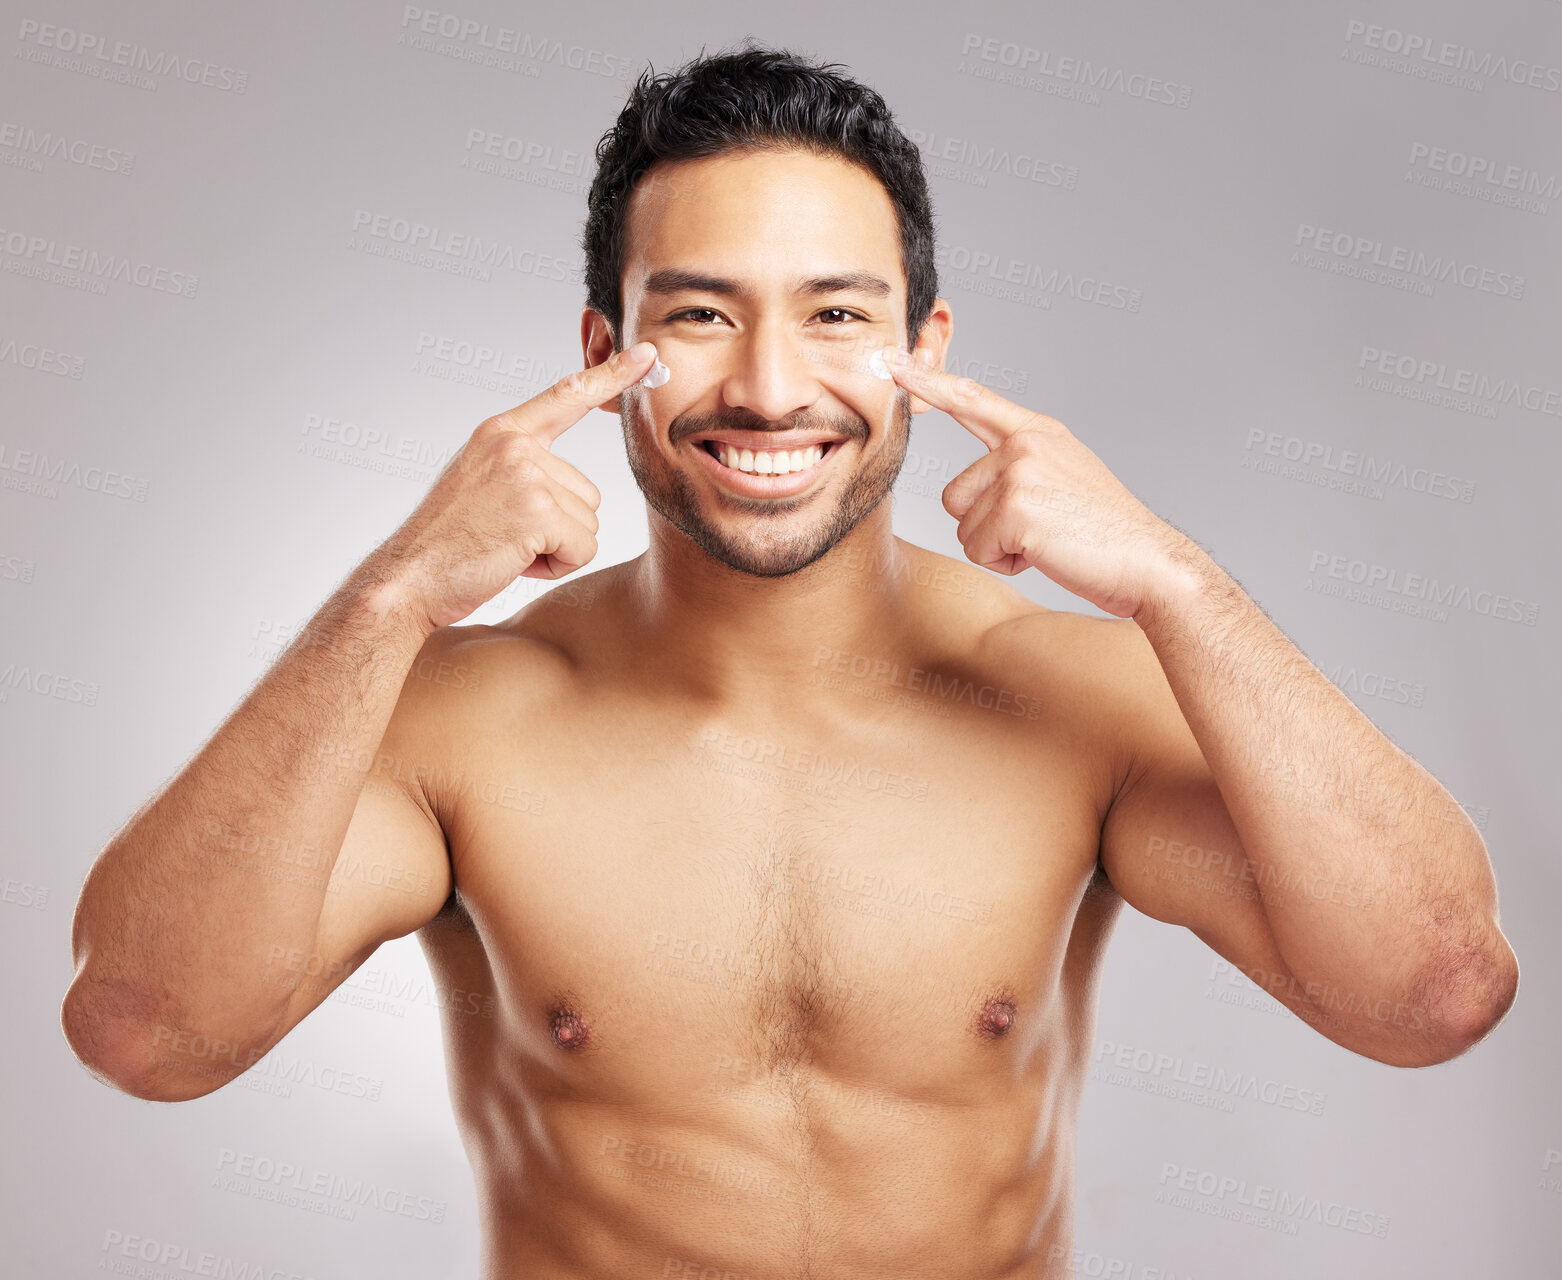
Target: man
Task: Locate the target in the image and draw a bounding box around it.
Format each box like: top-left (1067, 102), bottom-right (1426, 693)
top-left (63, 43), bottom-right (1516, 1279)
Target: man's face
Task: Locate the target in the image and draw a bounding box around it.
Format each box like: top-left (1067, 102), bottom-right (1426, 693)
top-left (600, 149), bottom-right (938, 578)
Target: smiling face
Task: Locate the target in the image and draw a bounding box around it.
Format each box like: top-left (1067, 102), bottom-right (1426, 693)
top-left (592, 147), bottom-right (949, 578)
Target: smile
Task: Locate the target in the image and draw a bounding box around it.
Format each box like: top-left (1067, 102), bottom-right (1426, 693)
top-left (689, 435), bottom-right (846, 499)
top-left (702, 441), bottom-right (827, 476)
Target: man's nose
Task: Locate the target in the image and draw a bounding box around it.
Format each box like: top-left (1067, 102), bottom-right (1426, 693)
top-left (718, 321), bottom-right (823, 424)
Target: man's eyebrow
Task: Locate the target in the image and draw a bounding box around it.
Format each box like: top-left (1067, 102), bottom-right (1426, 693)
top-left (641, 268), bottom-right (893, 299)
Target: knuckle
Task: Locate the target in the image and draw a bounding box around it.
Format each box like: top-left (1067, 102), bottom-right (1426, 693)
top-left (951, 375), bottom-right (986, 406)
top-left (473, 413), bottom-right (520, 443)
top-left (547, 370), bottom-right (592, 406)
top-left (486, 439), bottom-right (538, 483)
top-left (514, 481), bottom-right (556, 516)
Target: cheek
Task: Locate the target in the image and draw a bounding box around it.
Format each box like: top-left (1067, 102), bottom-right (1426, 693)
top-left (787, 342), bottom-right (892, 425)
top-left (800, 333), bottom-right (895, 389)
top-left (633, 338), bottom-right (900, 435)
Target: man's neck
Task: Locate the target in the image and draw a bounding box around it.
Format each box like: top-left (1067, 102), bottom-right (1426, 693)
top-left (623, 504), bottom-right (913, 706)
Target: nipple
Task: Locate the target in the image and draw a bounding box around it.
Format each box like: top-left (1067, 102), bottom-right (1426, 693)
top-left (976, 996), bottom-right (1017, 1039)
top-left (549, 1004), bottom-right (590, 1051)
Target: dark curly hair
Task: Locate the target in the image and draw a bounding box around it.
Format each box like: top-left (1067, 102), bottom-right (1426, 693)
top-left (581, 40), bottom-right (939, 350)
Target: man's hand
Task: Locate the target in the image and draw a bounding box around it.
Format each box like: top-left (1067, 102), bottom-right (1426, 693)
top-left (371, 341), bottom-right (660, 632)
top-left (880, 347), bottom-right (1201, 620)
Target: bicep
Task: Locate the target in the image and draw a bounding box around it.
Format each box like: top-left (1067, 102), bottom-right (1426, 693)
top-left (1095, 622), bottom-right (1310, 1016)
top-left (270, 775), bottom-right (451, 1035)
top-left (266, 641), bottom-right (457, 1043)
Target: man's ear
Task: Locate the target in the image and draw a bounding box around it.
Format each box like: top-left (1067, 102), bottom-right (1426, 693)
top-left (905, 297), bottom-right (953, 415)
top-left (581, 308), bottom-right (624, 413)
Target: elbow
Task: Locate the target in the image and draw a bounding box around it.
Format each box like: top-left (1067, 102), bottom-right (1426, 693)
top-left (1403, 934), bottom-right (1520, 1067)
top-left (1444, 936), bottom-right (1519, 1052)
top-left (60, 983), bottom-right (232, 1103)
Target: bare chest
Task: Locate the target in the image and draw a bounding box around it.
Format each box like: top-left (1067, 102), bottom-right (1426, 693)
top-left (429, 696), bottom-right (1109, 1100)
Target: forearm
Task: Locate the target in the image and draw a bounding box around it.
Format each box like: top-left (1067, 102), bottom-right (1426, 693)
top-left (64, 560), bottom-right (433, 1066)
top-left (1133, 547), bottom-right (1515, 1036)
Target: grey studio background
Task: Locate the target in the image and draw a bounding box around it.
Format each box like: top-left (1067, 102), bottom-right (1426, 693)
top-left (2, 0), bottom-right (1559, 1275)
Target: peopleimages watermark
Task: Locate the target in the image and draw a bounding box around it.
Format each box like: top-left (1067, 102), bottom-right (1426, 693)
top-left (396, 8), bottom-right (632, 82)
top-left (0, 553), bottom-right (36, 585)
top-left (1404, 141), bottom-right (1560, 215)
top-left (936, 241), bottom-right (1143, 313)
top-left (1305, 551), bottom-right (1539, 626)
top-left (694, 726), bottom-right (931, 802)
top-left (903, 124), bottom-right (1079, 192)
top-left (98, 1229), bottom-right (321, 1280)
top-left (956, 33), bottom-right (1193, 108)
top-left (1323, 663), bottom-right (1426, 710)
top-left (347, 209), bottom-right (582, 285)
top-left (2, 877), bottom-right (49, 910)
top-left (1293, 224), bottom-right (1524, 298)
top-left (0, 121), bottom-right (134, 174)
top-left (411, 330), bottom-right (572, 396)
top-left (298, 411), bottom-right (454, 484)
top-left (1540, 1149), bottom-right (1562, 1195)
top-left (1143, 834), bottom-right (1375, 910)
top-left (1241, 428), bottom-right (1476, 503)
top-left (1093, 1040), bottom-right (1327, 1116)
top-left (0, 335), bottom-right (84, 378)
top-left (1156, 1161), bottom-right (1390, 1238)
top-left (1204, 957), bottom-right (1430, 1035)
top-left (1355, 346), bottom-right (1562, 420)
top-left (14, 19), bottom-right (249, 93)
top-left (1341, 19), bottom-right (1562, 96)
top-left (1042, 1242), bottom-right (1199, 1280)
top-left (0, 441), bottom-right (149, 502)
top-left (213, 1147), bottom-right (447, 1223)
top-left (0, 658), bottom-right (99, 706)
top-left (811, 645), bottom-right (1043, 721)
top-left (0, 226), bottom-right (198, 297)
top-left (459, 126), bottom-right (592, 193)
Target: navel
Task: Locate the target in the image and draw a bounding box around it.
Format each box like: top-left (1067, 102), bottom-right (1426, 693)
top-left (548, 1003), bottom-right (590, 1051)
top-left (976, 995), bottom-right (1018, 1040)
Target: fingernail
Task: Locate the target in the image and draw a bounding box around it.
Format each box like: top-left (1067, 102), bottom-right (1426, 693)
top-left (884, 347), bottom-right (910, 370)
top-left (626, 341), bottom-right (654, 362)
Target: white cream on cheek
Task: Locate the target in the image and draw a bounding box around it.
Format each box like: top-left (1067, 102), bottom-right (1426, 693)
top-left (640, 338), bottom-right (887, 389)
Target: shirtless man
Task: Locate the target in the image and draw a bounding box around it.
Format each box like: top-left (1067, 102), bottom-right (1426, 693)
top-left (63, 45), bottom-right (1516, 1280)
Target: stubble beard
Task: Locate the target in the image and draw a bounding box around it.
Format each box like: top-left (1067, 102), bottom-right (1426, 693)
top-left (619, 390), bottom-right (913, 578)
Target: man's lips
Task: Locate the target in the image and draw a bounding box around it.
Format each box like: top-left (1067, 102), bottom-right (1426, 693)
top-left (688, 434), bottom-right (847, 495)
top-left (687, 429), bottom-right (852, 452)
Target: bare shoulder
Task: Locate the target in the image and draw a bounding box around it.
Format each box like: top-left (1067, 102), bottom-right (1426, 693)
top-left (985, 592), bottom-right (1170, 759)
top-left (897, 537), bottom-right (1149, 688)
top-left (416, 561), bottom-right (636, 690)
top-left (896, 543), bottom-right (1172, 802)
top-left (380, 571), bottom-right (616, 764)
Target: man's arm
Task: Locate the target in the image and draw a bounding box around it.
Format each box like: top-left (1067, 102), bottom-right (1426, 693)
top-left (61, 573), bottom-right (453, 1102)
top-left (60, 343), bottom-right (657, 1101)
top-left (1096, 554), bottom-right (1518, 1067)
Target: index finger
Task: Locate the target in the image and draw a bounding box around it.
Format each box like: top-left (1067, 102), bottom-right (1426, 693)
top-left (880, 347), bottom-right (1041, 452)
top-left (493, 341), bottom-right (660, 447)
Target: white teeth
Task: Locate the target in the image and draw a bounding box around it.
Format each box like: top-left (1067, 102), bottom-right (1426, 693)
top-left (715, 443), bottom-right (826, 475)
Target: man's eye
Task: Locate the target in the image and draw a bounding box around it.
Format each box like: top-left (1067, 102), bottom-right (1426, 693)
top-left (668, 307), bottom-right (864, 326)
